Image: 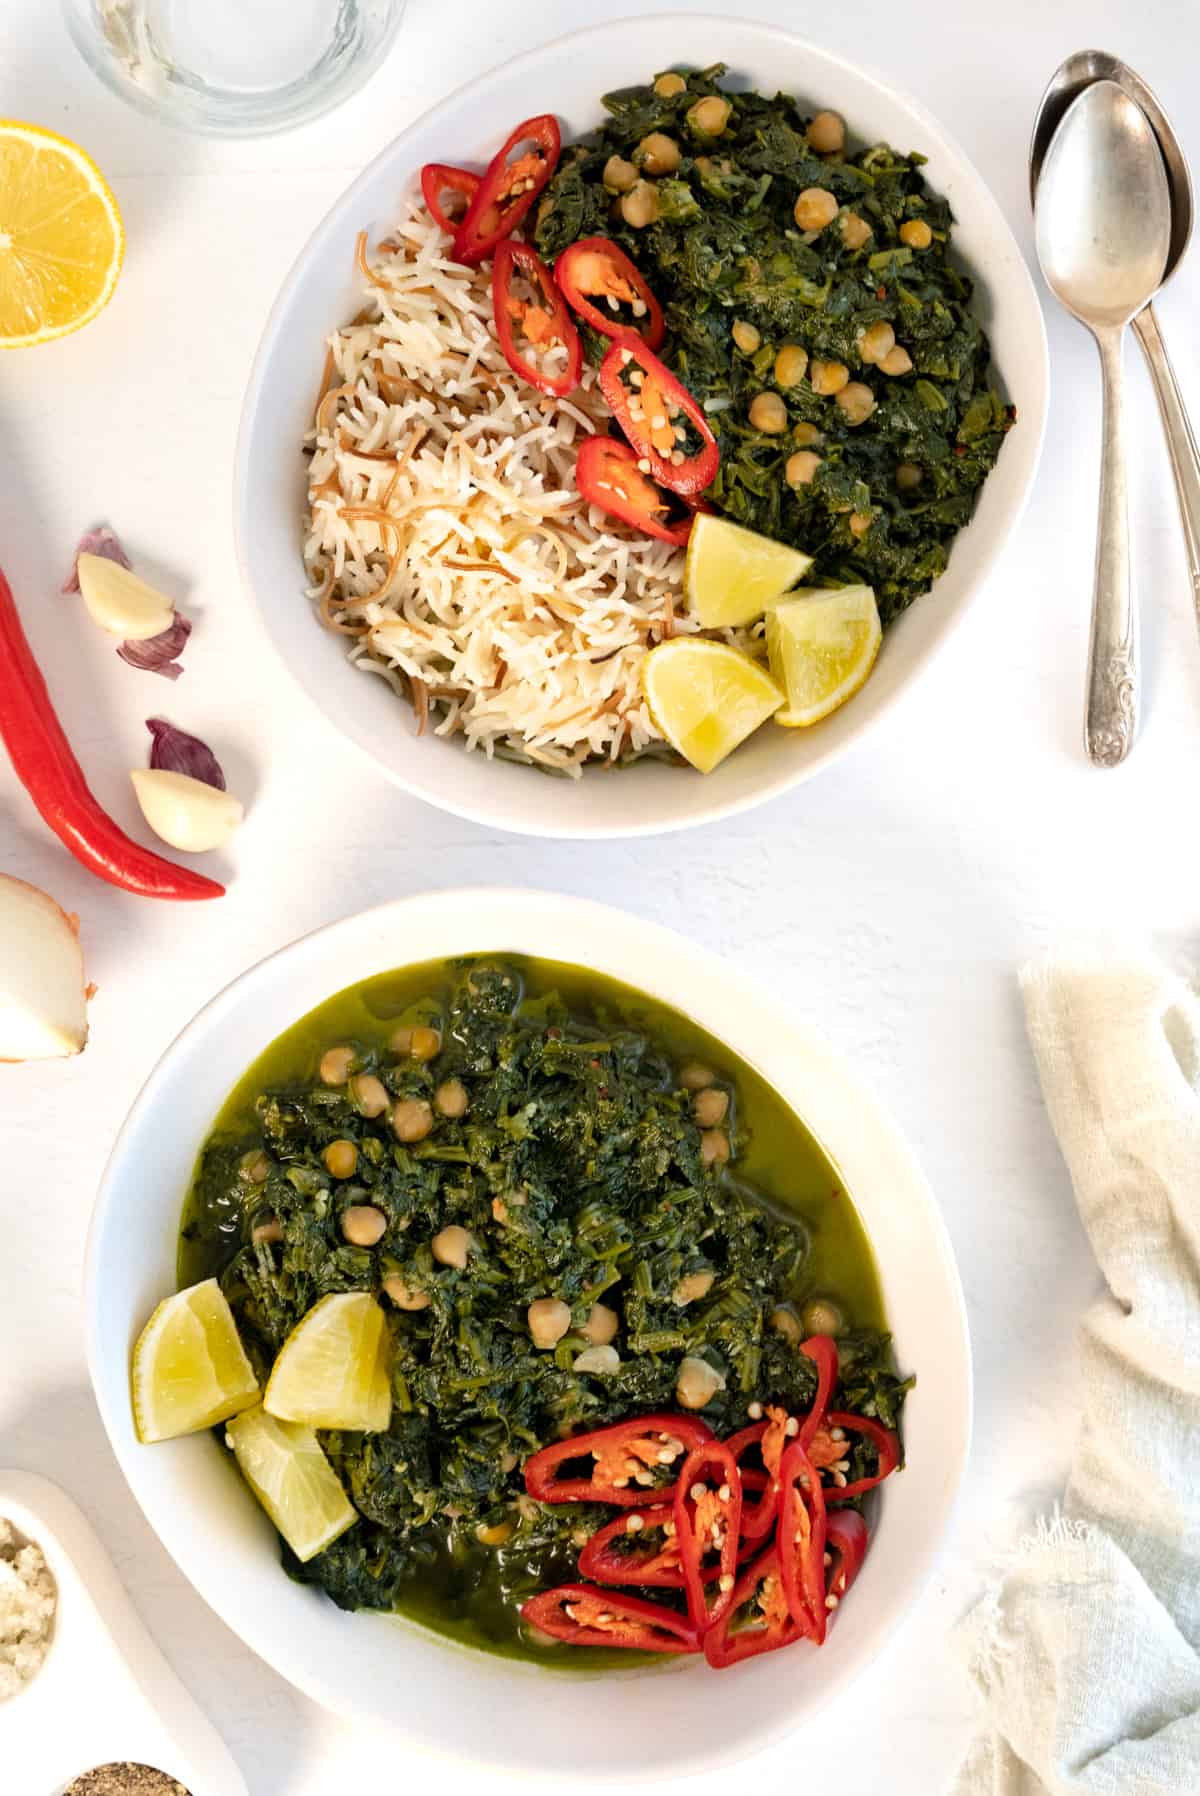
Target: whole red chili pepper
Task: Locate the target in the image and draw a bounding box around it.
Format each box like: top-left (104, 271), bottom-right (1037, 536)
top-left (0, 567), bottom-right (223, 901)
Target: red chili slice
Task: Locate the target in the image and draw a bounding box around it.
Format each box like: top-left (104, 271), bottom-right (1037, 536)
top-left (825, 1509), bottom-right (869, 1609)
top-left (808, 1410), bottom-right (900, 1501)
top-left (726, 1404), bottom-right (793, 1544)
top-left (521, 1584), bottom-right (700, 1652)
top-left (452, 113), bottom-right (561, 265)
top-left (578, 1510), bottom-right (684, 1587)
top-left (702, 1547), bottom-right (804, 1668)
top-left (777, 1440), bottom-right (829, 1642)
top-left (598, 340), bottom-right (720, 496)
top-left (524, 1414), bottom-right (714, 1507)
top-left (492, 240), bottom-right (581, 398)
top-left (575, 435), bottom-right (695, 545)
top-left (420, 163), bottom-right (480, 234)
top-left (798, 1334), bottom-right (839, 1449)
top-left (555, 236), bottom-right (665, 349)
top-left (674, 1441), bottom-right (741, 1632)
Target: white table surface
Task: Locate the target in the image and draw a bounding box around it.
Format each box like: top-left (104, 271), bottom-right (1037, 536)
top-left (2, 1), bottom-right (1199, 1791)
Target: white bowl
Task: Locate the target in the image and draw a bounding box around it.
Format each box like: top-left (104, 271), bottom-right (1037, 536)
top-left (235, 13), bottom-right (1048, 841)
top-left (87, 889), bottom-right (970, 1777)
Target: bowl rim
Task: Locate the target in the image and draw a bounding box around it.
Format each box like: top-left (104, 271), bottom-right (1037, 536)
top-left (232, 10), bottom-right (1050, 842)
top-left (85, 886), bottom-right (973, 1773)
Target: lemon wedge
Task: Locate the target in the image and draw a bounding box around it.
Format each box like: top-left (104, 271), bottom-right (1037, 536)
top-left (131, 1279), bottom-right (260, 1444)
top-left (264, 1291), bottom-right (391, 1433)
top-left (227, 1405), bottom-right (357, 1563)
top-left (0, 122), bottom-right (124, 348)
top-left (684, 513), bottom-right (813, 628)
top-left (766, 585), bottom-right (882, 727)
top-left (642, 637), bottom-right (784, 773)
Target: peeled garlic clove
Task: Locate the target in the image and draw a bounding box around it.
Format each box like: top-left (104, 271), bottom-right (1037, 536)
top-left (130, 769), bottom-right (243, 853)
top-left (0, 875), bottom-right (89, 1060)
top-left (77, 553), bottom-right (175, 641)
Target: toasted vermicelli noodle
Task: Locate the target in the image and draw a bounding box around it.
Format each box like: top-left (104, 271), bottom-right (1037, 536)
top-left (302, 202), bottom-right (711, 775)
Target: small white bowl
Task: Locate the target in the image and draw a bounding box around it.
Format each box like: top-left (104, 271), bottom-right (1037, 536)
top-left (87, 889), bottom-right (970, 1778)
top-left (235, 12), bottom-right (1047, 841)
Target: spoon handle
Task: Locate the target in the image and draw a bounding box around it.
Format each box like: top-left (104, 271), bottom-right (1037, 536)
top-left (1086, 326), bottom-right (1137, 766)
top-left (1132, 303), bottom-right (1200, 633)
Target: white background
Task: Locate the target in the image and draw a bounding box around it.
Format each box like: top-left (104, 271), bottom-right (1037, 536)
top-left (2, 1), bottom-right (1199, 1791)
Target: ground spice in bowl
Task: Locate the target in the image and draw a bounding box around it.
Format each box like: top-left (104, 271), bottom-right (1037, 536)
top-left (63, 1768), bottom-right (192, 1795)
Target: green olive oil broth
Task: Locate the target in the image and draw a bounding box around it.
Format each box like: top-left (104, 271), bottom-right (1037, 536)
top-left (179, 956), bottom-right (887, 1664)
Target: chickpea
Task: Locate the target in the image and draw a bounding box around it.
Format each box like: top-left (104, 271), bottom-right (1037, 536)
top-left (810, 359), bottom-right (849, 396)
top-left (687, 94), bottom-right (732, 136)
top-left (731, 319), bottom-right (761, 354)
top-left (692, 1087), bottom-right (729, 1127)
top-left (603, 154), bottom-right (638, 193)
top-left (392, 1096), bottom-right (433, 1143)
top-left (582, 1301), bottom-right (619, 1346)
top-left (654, 71), bottom-right (687, 98)
top-left (801, 1296), bottom-right (845, 1337)
top-left (573, 1343), bottom-right (621, 1375)
top-left (792, 420), bottom-right (824, 447)
top-left (383, 1273), bottom-right (430, 1311)
top-left (620, 180), bottom-right (660, 228)
top-left (637, 132), bottom-right (681, 175)
top-left (323, 1138), bottom-right (358, 1179)
top-left (435, 1077), bottom-right (469, 1119)
top-left (251, 1217), bottom-right (283, 1246)
top-left (319, 1045), bottom-right (355, 1086)
top-left (675, 1355), bottom-right (726, 1410)
top-left (749, 392), bottom-right (788, 434)
top-left (895, 460), bottom-right (923, 492)
top-left (700, 1128), bottom-right (730, 1166)
top-left (342, 1205), bottom-right (387, 1247)
top-left (432, 1225), bottom-right (472, 1269)
top-left (786, 449), bottom-right (822, 487)
top-left (527, 1297), bottom-right (572, 1349)
top-left (879, 344), bottom-right (914, 377)
top-left (770, 1305), bottom-right (802, 1345)
top-left (793, 187), bottom-right (839, 232)
top-left (679, 1060), bottom-right (715, 1091)
top-left (673, 1269), bottom-right (715, 1305)
top-left (390, 1023), bottom-right (441, 1061)
top-left (899, 218), bottom-right (933, 250)
top-left (849, 511), bottom-right (873, 538)
top-left (349, 1072), bottom-right (389, 1118)
top-left (476, 1519), bottom-right (515, 1547)
top-left (774, 344), bottom-right (809, 389)
top-left (836, 381), bottom-right (877, 426)
top-left (858, 320), bottom-right (895, 366)
top-left (239, 1149), bottom-right (270, 1184)
top-left (807, 110), bottom-right (845, 155)
top-left (840, 212), bottom-right (872, 250)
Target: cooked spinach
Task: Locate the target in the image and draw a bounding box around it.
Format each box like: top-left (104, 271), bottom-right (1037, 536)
top-left (536, 65), bottom-right (1013, 625)
top-left (181, 957), bottom-right (910, 1657)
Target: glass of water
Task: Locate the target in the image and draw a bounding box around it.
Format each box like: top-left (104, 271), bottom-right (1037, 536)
top-left (62, 0), bottom-right (404, 136)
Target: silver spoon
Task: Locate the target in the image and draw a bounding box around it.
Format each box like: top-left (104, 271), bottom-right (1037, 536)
top-left (1034, 80), bottom-right (1171, 766)
top-left (1032, 53), bottom-right (1200, 648)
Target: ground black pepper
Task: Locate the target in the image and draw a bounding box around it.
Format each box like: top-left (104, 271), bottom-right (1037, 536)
top-left (63, 1766), bottom-right (192, 1796)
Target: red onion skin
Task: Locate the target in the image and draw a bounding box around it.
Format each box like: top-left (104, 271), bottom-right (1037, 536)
top-left (145, 716), bottom-right (226, 790)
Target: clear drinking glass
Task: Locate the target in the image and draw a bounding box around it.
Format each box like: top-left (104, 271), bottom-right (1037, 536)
top-left (62, 0), bottom-right (405, 136)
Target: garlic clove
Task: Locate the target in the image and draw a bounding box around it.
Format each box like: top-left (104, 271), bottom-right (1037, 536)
top-left (77, 553), bottom-right (175, 641)
top-left (130, 769), bottom-right (243, 853)
top-left (0, 875), bottom-right (89, 1060)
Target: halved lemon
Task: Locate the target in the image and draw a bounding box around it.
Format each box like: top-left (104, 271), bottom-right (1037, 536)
top-left (264, 1291), bottom-right (391, 1433)
top-left (766, 585), bottom-right (882, 727)
top-left (642, 637), bottom-right (784, 773)
top-left (132, 1279), bottom-right (260, 1444)
top-left (0, 121), bottom-right (124, 348)
top-left (227, 1405), bottom-right (357, 1564)
top-left (684, 513), bottom-right (813, 628)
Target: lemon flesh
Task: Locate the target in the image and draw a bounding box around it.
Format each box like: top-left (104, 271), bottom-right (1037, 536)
top-left (766, 585), bottom-right (882, 727)
top-left (0, 121), bottom-right (124, 348)
top-left (685, 513), bottom-right (813, 628)
top-left (132, 1279), bottom-right (260, 1444)
top-left (642, 637), bottom-right (784, 773)
top-left (264, 1291), bottom-right (391, 1433)
top-left (227, 1405), bottom-right (357, 1564)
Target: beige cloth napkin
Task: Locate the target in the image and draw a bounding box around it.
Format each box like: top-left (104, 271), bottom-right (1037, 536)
top-left (952, 956), bottom-right (1200, 1796)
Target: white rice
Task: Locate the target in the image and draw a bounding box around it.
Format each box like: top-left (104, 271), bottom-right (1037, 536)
top-left (302, 203), bottom-right (705, 776)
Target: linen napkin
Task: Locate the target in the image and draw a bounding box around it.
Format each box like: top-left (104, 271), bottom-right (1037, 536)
top-left (952, 955), bottom-right (1200, 1796)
